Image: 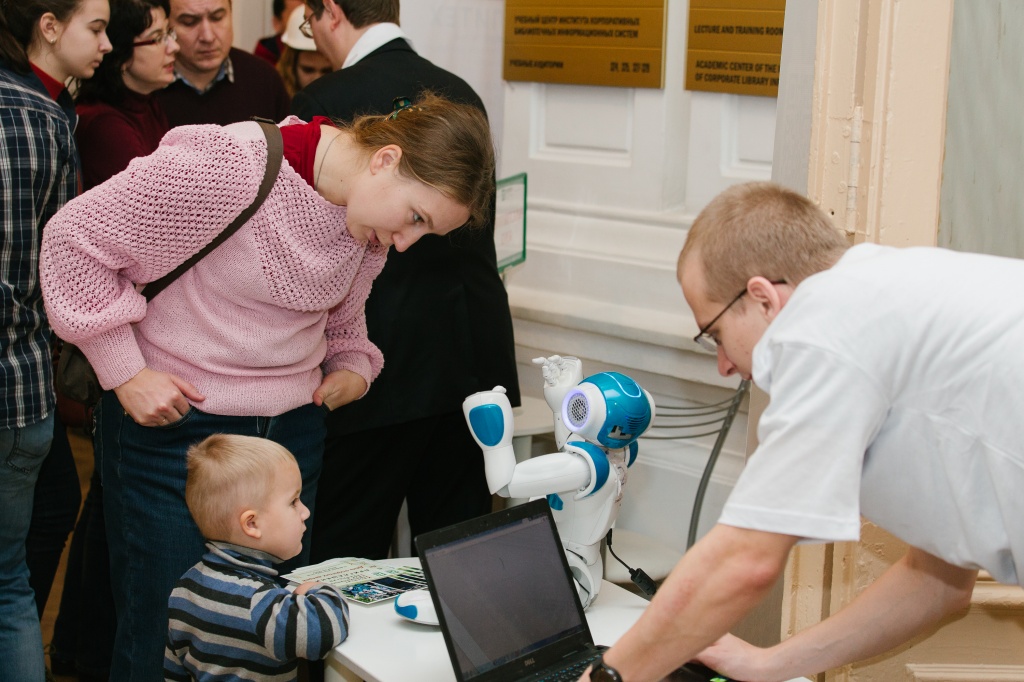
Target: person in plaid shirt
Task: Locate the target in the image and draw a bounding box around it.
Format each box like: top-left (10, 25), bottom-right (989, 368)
top-left (0, 1), bottom-right (110, 679)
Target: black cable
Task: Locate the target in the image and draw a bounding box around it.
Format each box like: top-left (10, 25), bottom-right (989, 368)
top-left (605, 529), bottom-right (657, 598)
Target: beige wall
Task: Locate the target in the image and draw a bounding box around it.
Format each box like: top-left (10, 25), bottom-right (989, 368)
top-left (790, 2), bottom-right (1024, 681)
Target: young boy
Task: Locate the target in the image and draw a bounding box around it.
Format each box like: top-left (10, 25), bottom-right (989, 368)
top-left (164, 434), bottom-right (349, 681)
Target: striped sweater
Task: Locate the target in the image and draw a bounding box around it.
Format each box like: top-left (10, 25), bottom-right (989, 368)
top-left (164, 541), bottom-right (349, 681)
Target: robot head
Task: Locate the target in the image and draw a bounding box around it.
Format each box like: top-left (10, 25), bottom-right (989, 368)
top-left (561, 372), bottom-right (654, 449)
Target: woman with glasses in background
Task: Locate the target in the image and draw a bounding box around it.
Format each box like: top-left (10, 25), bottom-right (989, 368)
top-left (74, 0), bottom-right (179, 188)
top-left (46, 2), bottom-right (177, 679)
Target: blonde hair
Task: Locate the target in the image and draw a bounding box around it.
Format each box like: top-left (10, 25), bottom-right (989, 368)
top-left (185, 434), bottom-right (298, 540)
top-left (678, 181), bottom-right (849, 302)
top-left (339, 91), bottom-right (496, 229)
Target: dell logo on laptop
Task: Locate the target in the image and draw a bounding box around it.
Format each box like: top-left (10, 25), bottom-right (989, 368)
top-left (524, 658), bottom-right (536, 667)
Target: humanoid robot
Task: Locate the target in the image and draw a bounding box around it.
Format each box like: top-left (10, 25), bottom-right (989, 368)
top-left (462, 355), bottom-right (655, 608)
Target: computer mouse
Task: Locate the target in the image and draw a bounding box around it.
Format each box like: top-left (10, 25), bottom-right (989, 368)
top-left (394, 589), bottom-right (438, 625)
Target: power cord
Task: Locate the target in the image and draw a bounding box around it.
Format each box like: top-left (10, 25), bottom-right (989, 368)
top-left (605, 529), bottom-right (657, 598)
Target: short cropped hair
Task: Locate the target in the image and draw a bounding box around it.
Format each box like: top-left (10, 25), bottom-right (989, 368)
top-left (679, 181), bottom-right (849, 302)
top-left (305, 0), bottom-right (399, 27)
top-left (185, 435), bottom-right (298, 541)
top-left (340, 91), bottom-right (495, 229)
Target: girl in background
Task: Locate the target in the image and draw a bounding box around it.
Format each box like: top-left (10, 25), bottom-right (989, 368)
top-left (0, 1), bottom-right (110, 679)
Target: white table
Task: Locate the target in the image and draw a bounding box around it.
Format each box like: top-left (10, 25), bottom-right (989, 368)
top-left (325, 560), bottom-right (646, 682)
top-left (325, 560), bottom-right (805, 682)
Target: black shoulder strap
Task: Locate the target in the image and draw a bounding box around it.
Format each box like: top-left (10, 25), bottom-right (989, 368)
top-left (144, 119), bottom-right (284, 302)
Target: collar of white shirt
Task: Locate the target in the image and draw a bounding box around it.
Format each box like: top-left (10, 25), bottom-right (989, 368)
top-left (343, 22), bottom-right (411, 69)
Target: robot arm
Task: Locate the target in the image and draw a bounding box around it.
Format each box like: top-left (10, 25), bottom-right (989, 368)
top-left (503, 440), bottom-right (613, 500)
top-left (462, 366), bottom-right (655, 501)
top-left (462, 388), bottom-right (601, 498)
top-left (462, 387), bottom-right (517, 495)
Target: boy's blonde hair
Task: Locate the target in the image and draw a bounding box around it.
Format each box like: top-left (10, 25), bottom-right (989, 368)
top-left (678, 181), bottom-right (849, 302)
top-left (185, 435), bottom-right (298, 541)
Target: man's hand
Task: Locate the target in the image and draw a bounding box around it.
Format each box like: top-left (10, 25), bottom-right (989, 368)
top-left (113, 367), bottom-right (205, 426)
top-left (720, 547), bottom-right (978, 682)
top-left (694, 633), bottom-right (774, 682)
top-left (578, 525), bottom-right (795, 682)
top-left (314, 369), bottom-right (367, 411)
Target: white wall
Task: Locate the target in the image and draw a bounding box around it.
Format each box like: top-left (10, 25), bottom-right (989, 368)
top-left (232, 0), bottom-right (274, 52)
top-left (497, 0), bottom-right (777, 550)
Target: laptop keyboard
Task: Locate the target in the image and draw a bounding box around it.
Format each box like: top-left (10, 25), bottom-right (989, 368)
top-left (532, 650), bottom-right (603, 681)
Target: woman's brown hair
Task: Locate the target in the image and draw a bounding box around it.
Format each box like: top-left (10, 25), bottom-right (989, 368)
top-left (340, 92), bottom-right (496, 229)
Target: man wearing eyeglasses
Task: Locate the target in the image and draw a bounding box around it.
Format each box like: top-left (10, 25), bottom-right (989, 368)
top-left (582, 181), bottom-right (1024, 682)
top-left (157, 0), bottom-right (290, 127)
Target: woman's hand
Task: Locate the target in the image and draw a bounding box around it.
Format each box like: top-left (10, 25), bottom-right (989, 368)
top-left (314, 369), bottom-right (368, 412)
top-left (113, 367), bottom-right (205, 427)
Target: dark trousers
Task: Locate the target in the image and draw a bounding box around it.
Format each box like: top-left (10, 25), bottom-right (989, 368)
top-left (26, 411), bottom-right (81, 616)
top-left (311, 409), bottom-right (492, 562)
top-left (49, 463), bottom-right (116, 680)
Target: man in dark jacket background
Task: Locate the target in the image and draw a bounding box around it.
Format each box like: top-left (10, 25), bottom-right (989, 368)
top-left (293, 0), bottom-right (521, 562)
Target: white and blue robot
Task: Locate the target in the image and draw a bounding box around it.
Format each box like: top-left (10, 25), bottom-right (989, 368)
top-left (462, 355), bottom-right (655, 608)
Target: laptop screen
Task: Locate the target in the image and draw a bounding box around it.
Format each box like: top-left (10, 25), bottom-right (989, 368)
top-left (417, 500), bottom-right (593, 681)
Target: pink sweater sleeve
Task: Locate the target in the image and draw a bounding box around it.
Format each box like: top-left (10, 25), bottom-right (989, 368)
top-left (322, 245), bottom-right (387, 385)
top-left (41, 125), bottom-right (265, 389)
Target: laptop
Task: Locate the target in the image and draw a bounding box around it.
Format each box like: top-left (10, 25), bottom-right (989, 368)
top-left (414, 499), bottom-right (735, 682)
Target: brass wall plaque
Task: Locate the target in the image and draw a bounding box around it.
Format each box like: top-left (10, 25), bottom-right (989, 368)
top-left (686, 0), bottom-right (786, 97)
top-left (504, 0), bottom-right (667, 89)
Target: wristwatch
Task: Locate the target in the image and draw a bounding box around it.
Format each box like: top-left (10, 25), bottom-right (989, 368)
top-left (591, 657), bottom-right (623, 682)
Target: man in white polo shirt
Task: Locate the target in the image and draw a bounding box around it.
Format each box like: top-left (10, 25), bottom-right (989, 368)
top-left (584, 181), bottom-right (1024, 682)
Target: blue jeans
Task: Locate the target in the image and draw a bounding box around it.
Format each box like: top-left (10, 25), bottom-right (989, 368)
top-left (98, 392), bottom-right (326, 682)
top-left (0, 412), bottom-right (55, 682)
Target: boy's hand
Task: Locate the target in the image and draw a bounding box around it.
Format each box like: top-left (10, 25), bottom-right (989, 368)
top-left (293, 580), bottom-right (323, 596)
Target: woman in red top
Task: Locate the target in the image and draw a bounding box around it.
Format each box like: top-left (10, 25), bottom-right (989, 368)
top-left (75, 0), bottom-right (179, 188)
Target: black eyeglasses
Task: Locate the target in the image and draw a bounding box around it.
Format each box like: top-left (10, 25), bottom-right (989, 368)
top-left (301, 1), bottom-right (329, 38)
top-left (133, 28), bottom-right (176, 47)
top-left (693, 280), bottom-right (786, 352)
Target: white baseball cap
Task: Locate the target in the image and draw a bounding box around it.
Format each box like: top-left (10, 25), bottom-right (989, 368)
top-left (281, 6), bottom-right (317, 52)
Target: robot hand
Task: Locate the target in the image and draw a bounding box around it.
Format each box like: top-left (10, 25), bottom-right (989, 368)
top-left (532, 355), bottom-right (584, 446)
top-left (533, 355), bottom-right (584, 391)
top-left (462, 387), bottom-right (516, 495)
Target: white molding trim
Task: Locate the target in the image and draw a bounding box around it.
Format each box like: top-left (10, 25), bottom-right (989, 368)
top-left (527, 197), bottom-right (696, 228)
top-left (905, 664), bottom-right (1024, 681)
top-left (635, 435), bottom-right (746, 484)
top-left (971, 575), bottom-right (1024, 612)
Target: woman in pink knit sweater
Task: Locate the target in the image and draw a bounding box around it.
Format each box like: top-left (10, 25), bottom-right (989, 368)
top-left (39, 92), bottom-right (495, 681)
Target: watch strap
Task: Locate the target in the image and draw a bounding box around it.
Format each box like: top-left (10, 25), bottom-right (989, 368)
top-left (592, 656), bottom-right (623, 682)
